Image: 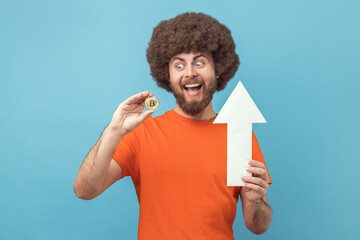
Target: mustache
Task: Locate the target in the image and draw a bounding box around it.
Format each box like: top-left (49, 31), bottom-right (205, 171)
top-left (181, 78), bottom-right (204, 86)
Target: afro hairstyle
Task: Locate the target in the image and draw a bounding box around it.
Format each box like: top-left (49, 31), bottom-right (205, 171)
top-left (146, 12), bottom-right (240, 92)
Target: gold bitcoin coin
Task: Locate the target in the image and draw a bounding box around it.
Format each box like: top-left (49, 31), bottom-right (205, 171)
top-left (145, 96), bottom-right (159, 110)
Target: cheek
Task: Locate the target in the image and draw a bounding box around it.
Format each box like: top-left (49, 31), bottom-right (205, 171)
top-left (203, 72), bottom-right (216, 83)
top-left (169, 72), bottom-right (182, 84)
top-left (169, 77), bottom-right (181, 90)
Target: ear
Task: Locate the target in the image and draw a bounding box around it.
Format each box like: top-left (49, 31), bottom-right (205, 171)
top-left (216, 75), bottom-right (220, 79)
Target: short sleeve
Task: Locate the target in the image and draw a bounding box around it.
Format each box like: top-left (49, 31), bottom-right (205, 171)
top-left (252, 131), bottom-right (272, 184)
top-left (112, 130), bottom-right (139, 178)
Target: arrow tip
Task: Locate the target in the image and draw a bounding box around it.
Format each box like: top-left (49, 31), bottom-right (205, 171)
top-left (214, 81), bottom-right (266, 124)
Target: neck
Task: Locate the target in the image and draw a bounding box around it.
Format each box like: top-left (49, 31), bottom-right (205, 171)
top-left (174, 101), bottom-right (216, 121)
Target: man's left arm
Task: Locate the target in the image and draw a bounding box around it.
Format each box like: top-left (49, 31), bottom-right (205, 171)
top-left (240, 160), bottom-right (273, 235)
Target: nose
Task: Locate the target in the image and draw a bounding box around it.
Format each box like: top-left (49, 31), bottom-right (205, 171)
top-left (185, 65), bottom-right (198, 79)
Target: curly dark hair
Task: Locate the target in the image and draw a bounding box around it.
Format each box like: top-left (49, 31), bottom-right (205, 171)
top-left (146, 12), bottom-right (240, 92)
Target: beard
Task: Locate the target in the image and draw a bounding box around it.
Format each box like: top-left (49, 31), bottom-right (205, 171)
top-left (171, 78), bottom-right (216, 116)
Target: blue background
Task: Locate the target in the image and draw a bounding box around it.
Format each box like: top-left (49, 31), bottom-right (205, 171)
top-left (1, 0), bottom-right (359, 239)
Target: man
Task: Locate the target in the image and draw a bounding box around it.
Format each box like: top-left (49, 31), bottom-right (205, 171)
top-left (74, 12), bottom-right (272, 239)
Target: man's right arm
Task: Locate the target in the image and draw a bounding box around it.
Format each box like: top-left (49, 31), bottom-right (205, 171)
top-left (73, 91), bottom-right (154, 200)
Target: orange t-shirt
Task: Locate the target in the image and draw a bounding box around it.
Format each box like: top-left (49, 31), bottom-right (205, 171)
top-left (113, 110), bottom-right (271, 240)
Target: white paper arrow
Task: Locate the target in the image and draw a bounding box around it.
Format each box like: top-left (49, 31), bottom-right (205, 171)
top-left (213, 81), bottom-right (266, 186)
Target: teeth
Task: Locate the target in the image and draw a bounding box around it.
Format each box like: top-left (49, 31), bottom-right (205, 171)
top-left (185, 83), bottom-right (201, 88)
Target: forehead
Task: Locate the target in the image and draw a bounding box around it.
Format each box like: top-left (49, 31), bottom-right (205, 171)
top-left (170, 52), bottom-right (213, 62)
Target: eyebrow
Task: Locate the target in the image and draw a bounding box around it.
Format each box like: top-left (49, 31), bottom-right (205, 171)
top-left (171, 54), bottom-right (209, 63)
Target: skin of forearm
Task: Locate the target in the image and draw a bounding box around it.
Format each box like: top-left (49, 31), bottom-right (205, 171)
top-left (243, 197), bottom-right (273, 235)
top-left (74, 125), bottom-right (125, 199)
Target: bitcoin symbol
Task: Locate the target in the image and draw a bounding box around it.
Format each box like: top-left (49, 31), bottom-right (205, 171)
top-left (145, 96), bottom-right (159, 110)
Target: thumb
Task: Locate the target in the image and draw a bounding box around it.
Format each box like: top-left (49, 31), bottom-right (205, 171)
top-left (137, 110), bottom-right (155, 123)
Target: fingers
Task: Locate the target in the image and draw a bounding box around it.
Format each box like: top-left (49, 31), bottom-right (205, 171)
top-left (113, 91), bottom-right (154, 121)
top-left (242, 162), bottom-right (269, 199)
top-left (242, 175), bottom-right (268, 189)
top-left (241, 160), bottom-right (269, 202)
top-left (137, 109), bottom-right (155, 123)
top-left (248, 159), bottom-right (265, 168)
top-left (246, 160), bottom-right (269, 181)
top-left (123, 91), bottom-right (152, 105)
top-left (242, 182), bottom-right (267, 196)
top-left (246, 167), bottom-right (267, 180)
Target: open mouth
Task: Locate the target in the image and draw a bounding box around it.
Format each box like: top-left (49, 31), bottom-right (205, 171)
top-left (184, 83), bottom-right (202, 97)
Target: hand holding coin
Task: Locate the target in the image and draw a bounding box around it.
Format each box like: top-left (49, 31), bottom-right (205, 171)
top-left (145, 96), bottom-right (159, 110)
top-left (109, 91), bottom-right (155, 135)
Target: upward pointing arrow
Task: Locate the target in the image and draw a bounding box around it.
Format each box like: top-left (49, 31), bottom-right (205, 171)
top-left (213, 81), bottom-right (266, 186)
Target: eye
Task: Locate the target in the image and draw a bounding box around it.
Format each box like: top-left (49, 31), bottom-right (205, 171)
top-left (195, 61), bottom-right (204, 67)
top-left (176, 63), bottom-right (184, 70)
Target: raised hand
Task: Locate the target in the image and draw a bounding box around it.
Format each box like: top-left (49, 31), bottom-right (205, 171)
top-left (109, 91), bottom-right (154, 136)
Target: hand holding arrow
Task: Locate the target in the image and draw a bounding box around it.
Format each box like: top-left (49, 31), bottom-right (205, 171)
top-left (213, 81), bottom-right (266, 186)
